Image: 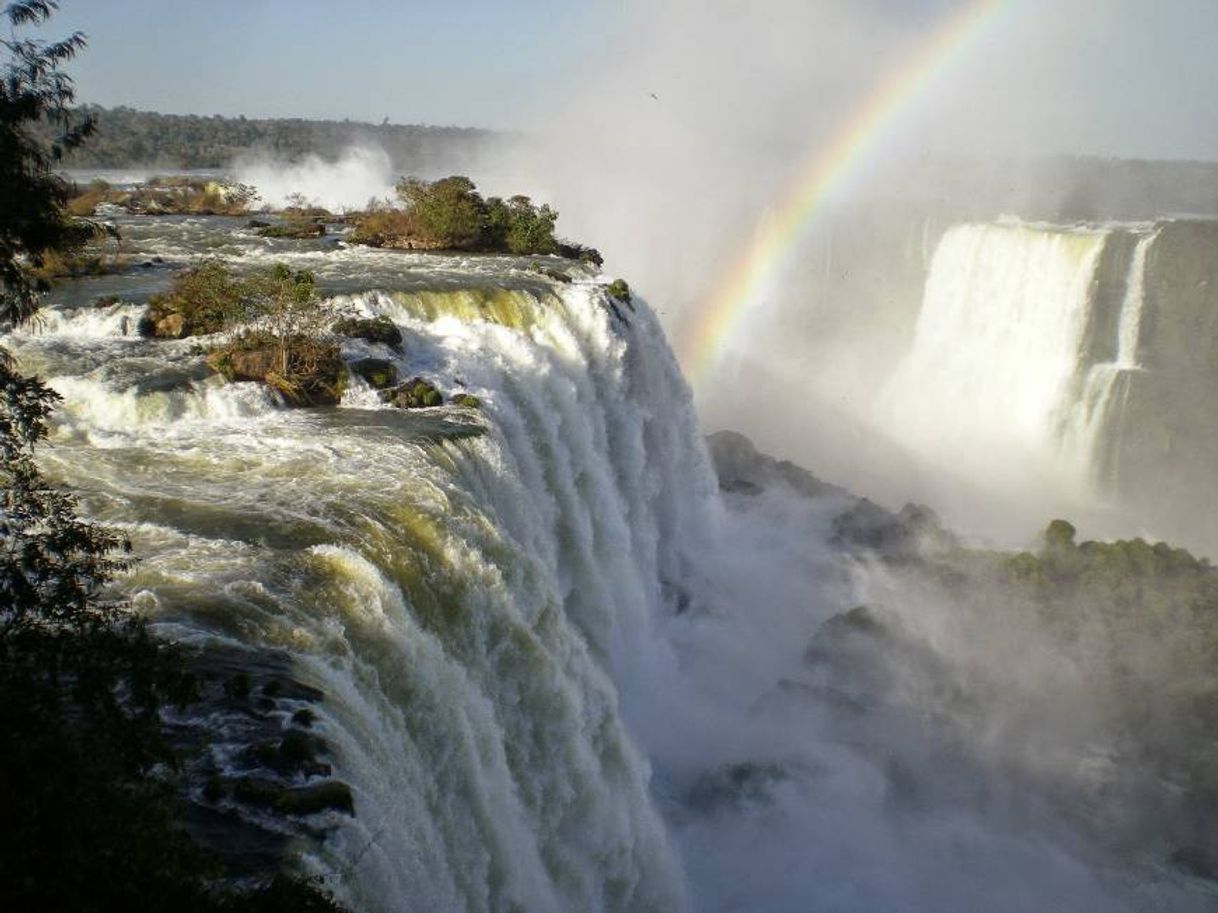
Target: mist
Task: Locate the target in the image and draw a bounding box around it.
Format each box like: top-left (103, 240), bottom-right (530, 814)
top-left (235, 145), bottom-right (396, 212)
top-left (475, 0), bottom-right (1218, 553)
top-left (471, 2), bottom-right (1218, 909)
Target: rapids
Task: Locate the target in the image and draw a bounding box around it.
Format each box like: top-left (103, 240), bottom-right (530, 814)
top-left (9, 209), bottom-right (1217, 912)
top-left (7, 225), bottom-right (714, 911)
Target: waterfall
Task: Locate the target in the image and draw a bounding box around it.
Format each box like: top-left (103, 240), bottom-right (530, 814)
top-left (1060, 230), bottom-right (1158, 490)
top-left (11, 280), bottom-right (717, 913)
top-left (876, 220), bottom-right (1162, 501)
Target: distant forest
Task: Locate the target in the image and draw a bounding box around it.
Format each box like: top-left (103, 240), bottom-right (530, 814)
top-left (37, 106), bottom-right (497, 171)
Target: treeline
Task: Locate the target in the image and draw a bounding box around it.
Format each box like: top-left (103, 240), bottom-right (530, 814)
top-left (33, 105), bottom-right (495, 170)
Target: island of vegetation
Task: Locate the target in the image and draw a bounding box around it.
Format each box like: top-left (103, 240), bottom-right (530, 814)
top-left (65, 170), bottom-right (606, 264)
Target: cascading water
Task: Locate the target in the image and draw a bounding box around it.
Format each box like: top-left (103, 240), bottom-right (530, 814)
top-left (14, 202), bottom-right (1218, 912)
top-left (8, 269), bottom-right (717, 913)
top-left (875, 219), bottom-right (1173, 505)
top-left (1059, 229), bottom-right (1158, 490)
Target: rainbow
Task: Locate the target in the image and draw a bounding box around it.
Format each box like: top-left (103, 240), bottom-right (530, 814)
top-left (682, 0), bottom-right (1013, 386)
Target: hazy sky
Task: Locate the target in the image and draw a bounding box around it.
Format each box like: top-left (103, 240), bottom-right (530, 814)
top-left (47, 0), bottom-right (626, 128)
top-left (35, 0), bottom-right (1218, 160)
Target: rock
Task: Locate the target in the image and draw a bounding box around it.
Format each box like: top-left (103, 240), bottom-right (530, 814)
top-left (1169, 845), bottom-right (1218, 880)
top-left (450, 392), bottom-right (481, 409)
top-left (256, 221), bottom-right (326, 240)
top-left (207, 341), bottom-right (346, 407)
top-left (142, 310), bottom-right (186, 339)
top-left (230, 777), bottom-right (354, 816)
top-left (381, 377), bottom-right (443, 409)
top-left (247, 219), bottom-right (272, 229)
top-left (687, 762), bottom-right (788, 811)
top-left (332, 316), bottom-right (403, 348)
top-left (241, 731), bottom-right (331, 778)
top-left (349, 357), bottom-right (398, 390)
top-left (830, 499), bottom-right (954, 559)
top-left (706, 430), bottom-right (842, 500)
top-left (291, 708), bottom-right (317, 729)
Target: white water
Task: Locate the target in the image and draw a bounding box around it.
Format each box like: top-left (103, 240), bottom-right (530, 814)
top-left (12, 280), bottom-right (714, 913)
top-left (876, 220), bottom-right (1163, 514)
top-left (12, 224), bottom-right (1213, 911)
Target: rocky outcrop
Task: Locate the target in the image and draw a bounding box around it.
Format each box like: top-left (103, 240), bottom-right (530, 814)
top-left (207, 341), bottom-right (346, 407)
top-left (227, 778), bottom-right (354, 817)
top-left (142, 310), bottom-right (187, 339)
top-left (380, 377), bottom-right (443, 409)
top-left (332, 316), bottom-right (403, 349)
top-left (256, 221), bottom-right (326, 239)
top-left (706, 430), bottom-right (843, 500)
top-left (830, 500), bottom-right (955, 560)
top-left (349, 357), bottom-right (398, 390)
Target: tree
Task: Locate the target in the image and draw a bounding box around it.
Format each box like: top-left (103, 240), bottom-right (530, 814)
top-left (0, 0), bottom-right (95, 328)
top-left (395, 174), bottom-right (486, 249)
top-left (503, 194), bottom-right (558, 255)
top-left (245, 263), bottom-right (341, 375)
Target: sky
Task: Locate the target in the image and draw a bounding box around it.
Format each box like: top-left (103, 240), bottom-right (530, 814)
top-left (45, 0), bottom-right (627, 128)
top-left (31, 0), bottom-right (1218, 160)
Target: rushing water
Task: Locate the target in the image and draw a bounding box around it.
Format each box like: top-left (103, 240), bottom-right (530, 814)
top-left (9, 216), bottom-right (724, 912)
top-left (10, 212), bottom-right (1218, 912)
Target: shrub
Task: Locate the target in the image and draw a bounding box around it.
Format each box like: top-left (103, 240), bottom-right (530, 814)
top-left (143, 259), bottom-right (247, 337)
top-left (202, 264), bottom-right (351, 407)
top-left (348, 177), bottom-right (570, 256)
top-left (346, 203), bottom-right (420, 248)
top-left (396, 175), bottom-right (485, 249)
top-left (65, 178), bottom-right (113, 216)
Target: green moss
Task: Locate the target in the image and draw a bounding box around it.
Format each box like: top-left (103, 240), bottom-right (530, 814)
top-left (606, 278), bottom-right (631, 303)
top-left (381, 377), bottom-right (444, 410)
top-left (451, 393), bottom-right (481, 409)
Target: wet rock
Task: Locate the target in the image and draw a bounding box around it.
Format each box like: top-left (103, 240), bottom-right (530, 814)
top-left (687, 762), bottom-right (788, 811)
top-left (706, 430), bottom-right (842, 500)
top-left (256, 221), bottom-right (326, 240)
top-left (231, 778), bottom-right (354, 816)
top-left (830, 500), bottom-right (955, 559)
top-left (450, 392), bottom-right (481, 409)
top-left (333, 316), bottom-right (403, 348)
top-left (381, 377), bottom-right (443, 409)
top-left (291, 708), bottom-right (317, 729)
top-left (207, 342), bottom-right (346, 407)
top-left (1169, 846), bottom-right (1218, 880)
top-left (141, 310), bottom-right (186, 339)
top-left (349, 357), bottom-right (398, 390)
